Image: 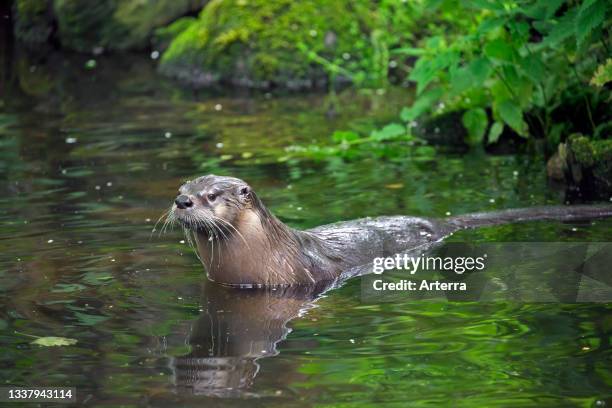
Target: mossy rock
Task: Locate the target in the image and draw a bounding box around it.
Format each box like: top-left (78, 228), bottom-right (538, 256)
top-left (563, 134), bottom-right (612, 199)
top-left (13, 0), bottom-right (206, 52)
top-left (157, 0), bottom-right (399, 88)
top-left (13, 0), bottom-right (54, 46)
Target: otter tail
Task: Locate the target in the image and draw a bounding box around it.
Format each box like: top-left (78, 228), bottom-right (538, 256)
top-left (447, 205), bottom-right (612, 230)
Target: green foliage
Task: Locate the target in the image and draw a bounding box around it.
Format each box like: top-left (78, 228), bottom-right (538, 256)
top-left (397, 0), bottom-right (612, 144)
top-left (159, 0), bottom-right (419, 88)
top-left (590, 58), bottom-right (612, 87)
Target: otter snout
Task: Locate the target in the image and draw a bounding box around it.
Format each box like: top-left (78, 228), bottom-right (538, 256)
top-left (175, 194), bottom-right (193, 209)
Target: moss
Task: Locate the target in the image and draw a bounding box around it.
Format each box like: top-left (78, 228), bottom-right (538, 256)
top-left (566, 134), bottom-right (612, 197)
top-left (568, 134), bottom-right (596, 167)
top-left (111, 0), bottom-right (207, 50)
top-left (14, 0), bottom-right (206, 51)
top-left (13, 0), bottom-right (54, 45)
top-left (158, 0), bottom-right (403, 87)
top-left (16, 57), bottom-right (53, 96)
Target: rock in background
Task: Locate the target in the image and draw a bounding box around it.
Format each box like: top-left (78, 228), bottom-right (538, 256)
top-left (13, 0), bottom-right (207, 52)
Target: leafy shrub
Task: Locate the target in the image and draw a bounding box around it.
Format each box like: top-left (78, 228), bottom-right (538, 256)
top-left (397, 0), bottom-right (611, 145)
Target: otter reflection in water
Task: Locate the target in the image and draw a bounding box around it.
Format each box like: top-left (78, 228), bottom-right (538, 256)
top-left (163, 174), bottom-right (612, 287)
top-left (170, 281), bottom-right (330, 397)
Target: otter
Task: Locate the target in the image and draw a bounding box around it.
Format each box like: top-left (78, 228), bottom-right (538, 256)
top-left (166, 174), bottom-right (612, 287)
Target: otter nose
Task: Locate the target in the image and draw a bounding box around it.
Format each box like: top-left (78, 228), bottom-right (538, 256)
top-left (175, 194), bottom-right (193, 209)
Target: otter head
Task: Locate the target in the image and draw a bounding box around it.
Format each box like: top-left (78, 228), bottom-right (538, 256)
top-left (171, 175), bottom-right (254, 237)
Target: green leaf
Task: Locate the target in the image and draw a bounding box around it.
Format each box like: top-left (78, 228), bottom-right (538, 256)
top-left (484, 39), bottom-right (515, 62)
top-left (544, 0), bottom-right (568, 18)
top-left (400, 88), bottom-right (444, 122)
top-left (370, 123), bottom-right (406, 141)
top-left (477, 17), bottom-right (506, 35)
top-left (523, 0), bottom-right (565, 19)
top-left (332, 130), bottom-right (360, 143)
top-left (488, 121), bottom-right (504, 144)
top-left (468, 57), bottom-right (492, 83)
top-left (497, 100), bottom-right (527, 136)
top-left (450, 65), bottom-right (472, 95)
top-left (575, 0), bottom-right (606, 46)
top-left (464, 0), bottom-right (505, 11)
top-left (31, 337), bottom-right (78, 347)
top-left (590, 58), bottom-right (612, 87)
top-left (519, 54), bottom-right (546, 85)
top-left (409, 51), bottom-right (458, 94)
top-left (391, 47), bottom-right (426, 56)
top-left (540, 9), bottom-right (578, 48)
top-left (462, 108), bottom-right (488, 144)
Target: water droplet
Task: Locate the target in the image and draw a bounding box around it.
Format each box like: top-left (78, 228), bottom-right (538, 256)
top-left (106, 181), bottom-right (112, 187)
top-left (214, 104), bottom-right (223, 111)
top-left (445, 211), bottom-right (451, 216)
top-left (47, 239), bottom-right (54, 243)
top-left (150, 50), bottom-right (160, 60)
top-left (95, 185), bottom-right (101, 190)
top-left (65, 137), bottom-right (77, 144)
top-left (489, 198), bottom-right (495, 203)
top-left (179, 240), bottom-right (185, 244)
top-left (216, 142), bottom-right (224, 148)
top-left (309, 29), bottom-right (318, 37)
top-left (164, 132), bottom-right (172, 138)
top-left (145, 218), bottom-right (151, 222)
top-left (349, 339), bottom-right (355, 344)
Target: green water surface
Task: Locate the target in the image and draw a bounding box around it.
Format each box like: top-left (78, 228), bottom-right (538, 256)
top-left (0, 53), bottom-right (611, 407)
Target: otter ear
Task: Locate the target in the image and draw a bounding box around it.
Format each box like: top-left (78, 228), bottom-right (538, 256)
top-left (238, 185), bottom-right (251, 197)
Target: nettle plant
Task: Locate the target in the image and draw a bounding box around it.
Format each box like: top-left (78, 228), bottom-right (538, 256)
top-left (399, 0), bottom-right (611, 145)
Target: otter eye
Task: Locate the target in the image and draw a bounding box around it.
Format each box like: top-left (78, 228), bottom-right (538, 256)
top-left (240, 187), bottom-right (249, 195)
top-left (207, 193), bottom-right (216, 201)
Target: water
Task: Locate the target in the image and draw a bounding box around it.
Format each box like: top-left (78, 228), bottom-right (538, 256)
top-left (1, 53), bottom-right (611, 407)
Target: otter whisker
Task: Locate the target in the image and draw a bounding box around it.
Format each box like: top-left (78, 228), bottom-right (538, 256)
top-left (151, 207), bottom-right (172, 240)
top-left (160, 209), bottom-right (177, 237)
top-left (206, 218), bottom-right (224, 269)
